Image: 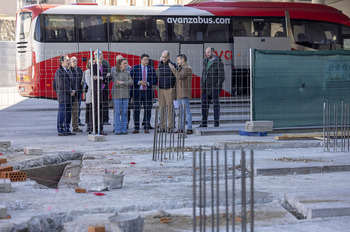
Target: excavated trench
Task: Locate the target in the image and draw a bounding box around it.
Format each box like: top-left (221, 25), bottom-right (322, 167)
top-left (22, 163), bottom-right (68, 188)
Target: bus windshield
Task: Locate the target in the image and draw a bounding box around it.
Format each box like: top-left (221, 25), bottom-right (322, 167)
top-left (16, 12), bottom-right (32, 40)
top-left (292, 20), bottom-right (342, 50)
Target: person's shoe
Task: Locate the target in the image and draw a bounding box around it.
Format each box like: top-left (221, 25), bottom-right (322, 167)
top-left (144, 129), bottom-right (150, 134)
top-left (149, 125), bottom-right (154, 129)
top-left (214, 125), bottom-right (219, 127)
top-left (174, 129), bottom-right (184, 133)
top-left (115, 133), bottom-right (121, 135)
top-left (66, 131), bottom-right (76, 135)
top-left (122, 132), bottom-right (128, 135)
top-left (167, 128), bottom-right (174, 133)
top-left (73, 128), bottom-right (83, 133)
top-left (103, 122), bottom-right (111, 125)
top-left (157, 128), bottom-right (166, 133)
top-left (79, 123), bottom-right (85, 126)
top-left (86, 128), bottom-right (92, 133)
top-left (100, 131), bottom-right (108, 135)
top-left (186, 129), bottom-right (193, 135)
top-left (132, 130), bottom-right (139, 134)
top-left (198, 124), bottom-right (207, 128)
top-left (58, 133), bottom-right (65, 136)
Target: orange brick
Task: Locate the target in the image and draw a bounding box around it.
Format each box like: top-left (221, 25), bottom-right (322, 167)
top-left (0, 171), bottom-right (26, 182)
top-left (0, 215), bottom-right (11, 219)
top-left (87, 225), bottom-right (105, 232)
top-left (0, 158), bottom-right (7, 164)
top-left (0, 165), bottom-right (13, 173)
top-left (75, 187), bottom-right (87, 193)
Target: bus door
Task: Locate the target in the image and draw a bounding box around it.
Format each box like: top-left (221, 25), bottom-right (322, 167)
top-left (42, 14), bottom-right (78, 98)
top-left (180, 44), bottom-right (204, 99)
top-left (204, 43), bottom-right (233, 98)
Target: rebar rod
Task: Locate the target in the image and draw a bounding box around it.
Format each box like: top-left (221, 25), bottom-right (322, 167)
top-left (164, 106), bottom-right (168, 159)
top-left (232, 151), bottom-right (235, 232)
top-left (153, 107), bottom-right (159, 161)
top-left (334, 103), bottom-right (337, 152)
top-left (224, 144), bottom-right (229, 232)
top-left (182, 104), bottom-right (186, 160)
top-left (199, 147), bottom-right (202, 232)
top-left (241, 149), bottom-right (247, 232)
top-left (193, 148), bottom-right (197, 232)
top-left (211, 147), bottom-right (214, 231)
top-left (203, 150), bottom-right (206, 232)
top-left (250, 150), bottom-right (254, 232)
top-left (341, 101), bottom-right (344, 151)
top-left (323, 102), bottom-right (326, 152)
top-left (216, 150), bottom-right (220, 232)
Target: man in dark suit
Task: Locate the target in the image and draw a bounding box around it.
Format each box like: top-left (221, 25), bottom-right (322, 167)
top-left (130, 53), bottom-right (157, 134)
top-left (53, 55), bottom-right (76, 136)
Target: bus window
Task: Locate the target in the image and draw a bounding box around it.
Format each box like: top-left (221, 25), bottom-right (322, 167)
top-left (110, 16), bottom-right (167, 42)
top-left (110, 15), bottom-right (132, 42)
top-left (232, 19), bottom-right (251, 37)
top-left (168, 17), bottom-right (229, 42)
top-left (233, 18), bottom-right (285, 38)
top-left (34, 15), bottom-right (43, 42)
top-left (78, 15), bottom-right (107, 42)
top-left (292, 20), bottom-right (340, 50)
top-left (44, 15), bottom-right (75, 42)
top-left (205, 23), bottom-right (229, 42)
top-left (16, 12), bottom-right (32, 40)
top-left (342, 26), bottom-right (350, 50)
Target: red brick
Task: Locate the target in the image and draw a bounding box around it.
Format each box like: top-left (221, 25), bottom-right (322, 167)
top-left (87, 225), bottom-right (105, 232)
top-left (0, 158), bottom-right (7, 164)
top-left (0, 165), bottom-right (13, 173)
top-left (0, 171), bottom-right (26, 182)
top-left (75, 187), bottom-right (87, 193)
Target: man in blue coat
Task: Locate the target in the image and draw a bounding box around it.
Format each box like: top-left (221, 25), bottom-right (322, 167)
top-left (130, 53), bottom-right (157, 133)
top-left (53, 55), bottom-right (76, 136)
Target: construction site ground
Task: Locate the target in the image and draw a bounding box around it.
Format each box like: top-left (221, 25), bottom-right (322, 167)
top-left (0, 97), bottom-right (350, 231)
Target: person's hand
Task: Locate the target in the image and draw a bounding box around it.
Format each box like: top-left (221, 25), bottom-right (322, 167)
top-left (93, 75), bottom-right (97, 80)
top-left (117, 80), bottom-right (124, 85)
top-left (140, 81), bottom-right (147, 86)
top-left (82, 93), bottom-right (86, 101)
top-left (71, 90), bottom-right (76, 96)
top-left (169, 63), bottom-right (175, 70)
top-left (106, 73), bottom-right (110, 77)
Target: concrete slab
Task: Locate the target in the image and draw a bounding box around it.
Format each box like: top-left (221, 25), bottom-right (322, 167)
top-left (284, 190), bottom-right (350, 219)
top-left (0, 141), bottom-right (11, 148)
top-left (24, 147), bottom-right (43, 156)
top-left (88, 134), bottom-right (106, 142)
top-left (245, 151), bottom-right (350, 176)
top-left (245, 121), bottom-right (273, 132)
top-left (0, 178), bottom-right (11, 193)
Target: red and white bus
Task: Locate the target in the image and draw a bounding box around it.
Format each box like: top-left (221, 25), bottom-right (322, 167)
top-left (16, 1), bottom-right (350, 99)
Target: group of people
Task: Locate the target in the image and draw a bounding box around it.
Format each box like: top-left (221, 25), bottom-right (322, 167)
top-left (53, 47), bottom-right (225, 136)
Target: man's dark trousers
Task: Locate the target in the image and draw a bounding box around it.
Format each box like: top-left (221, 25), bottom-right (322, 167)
top-left (57, 103), bottom-right (72, 133)
top-left (134, 90), bottom-right (152, 130)
top-left (201, 89), bottom-right (220, 127)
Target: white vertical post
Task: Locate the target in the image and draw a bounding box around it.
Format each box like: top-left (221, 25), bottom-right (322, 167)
top-left (97, 49), bottom-right (101, 135)
top-left (249, 48), bottom-right (253, 122)
top-left (90, 49), bottom-right (95, 135)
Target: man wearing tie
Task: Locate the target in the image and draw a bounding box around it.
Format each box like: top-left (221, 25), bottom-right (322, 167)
top-left (53, 55), bottom-right (76, 136)
top-left (130, 53), bottom-right (157, 134)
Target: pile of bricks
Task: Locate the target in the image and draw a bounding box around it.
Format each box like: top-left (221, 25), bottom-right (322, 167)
top-left (0, 158), bottom-right (27, 182)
